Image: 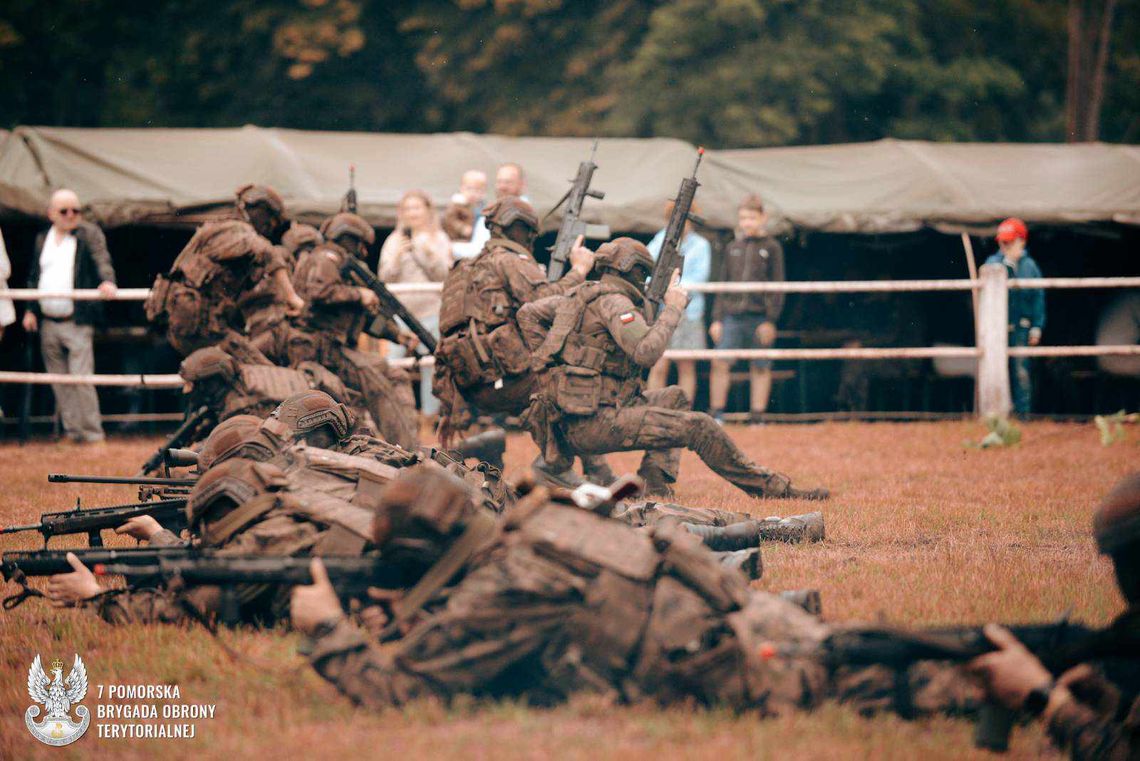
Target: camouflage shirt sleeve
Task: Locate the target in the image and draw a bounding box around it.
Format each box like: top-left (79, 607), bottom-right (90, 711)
top-left (517, 295), bottom-right (561, 352)
top-left (498, 253), bottom-right (585, 304)
top-left (148, 529), bottom-right (185, 547)
top-left (1047, 693), bottom-right (1140, 761)
top-left (302, 249), bottom-right (364, 307)
top-left (598, 294), bottom-right (683, 368)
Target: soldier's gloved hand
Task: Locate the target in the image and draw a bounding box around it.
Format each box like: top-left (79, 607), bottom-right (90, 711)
top-left (116, 515), bottom-right (164, 542)
top-left (663, 268), bottom-right (689, 311)
top-left (967, 623), bottom-right (1054, 711)
top-left (569, 234), bottom-right (595, 276)
top-left (46, 552), bottom-right (103, 607)
top-left (398, 332), bottom-right (419, 352)
top-left (291, 558), bottom-right (346, 636)
top-left (356, 288), bottom-right (380, 311)
top-left (286, 294), bottom-right (306, 316)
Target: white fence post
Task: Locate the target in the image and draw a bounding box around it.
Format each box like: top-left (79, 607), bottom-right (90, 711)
top-left (976, 263), bottom-right (1012, 418)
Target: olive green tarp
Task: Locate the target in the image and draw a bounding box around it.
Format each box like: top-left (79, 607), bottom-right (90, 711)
top-left (1, 125), bottom-right (1138, 233)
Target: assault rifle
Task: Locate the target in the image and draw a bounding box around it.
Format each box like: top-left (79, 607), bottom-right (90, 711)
top-left (0, 499), bottom-right (188, 548)
top-left (546, 139), bottom-right (609, 281)
top-left (645, 148), bottom-right (704, 323)
top-left (48, 474), bottom-right (197, 488)
top-left (137, 406), bottom-right (213, 476)
top-left (343, 165), bottom-right (358, 213)
top-left (341, 256), bottom-right (437, 354)
top-left (820, 614), bottom-right (1140, 752)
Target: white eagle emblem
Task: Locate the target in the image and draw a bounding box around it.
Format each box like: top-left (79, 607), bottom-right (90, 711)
top-left (25, 654), bottom-right (91, 746)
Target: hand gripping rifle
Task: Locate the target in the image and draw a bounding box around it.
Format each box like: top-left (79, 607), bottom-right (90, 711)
top-left (818, 613), bottom-right (1140, 752)
top-left (645, 148), bottom-right (704, 323)
top-left (0, 498), bottom-right (188, 548)
top-left (546, 139), bottom-right (610, 281)
top-left (137, 406), bottom-right (213, 476)
top-left (340, 256), bottom-right (437, 354)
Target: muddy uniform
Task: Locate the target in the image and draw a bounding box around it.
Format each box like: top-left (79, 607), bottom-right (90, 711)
top-left (306, 470), bottom-right (960, 714)
top-left (87, 460), bottom-right (378, 627)
top-left (244, 222), bottom-right (322, 360)
top-left (146, 219), bottom-right (285, 362)
top-left (434, 236), bottom-right (585, 419)
top-left (520, 276), bottom-right (804, 499)
top-left (291, 240), bottom-right (418, 449)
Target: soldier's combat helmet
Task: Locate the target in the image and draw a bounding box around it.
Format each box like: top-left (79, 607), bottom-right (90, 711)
top-left (483, 196), bottom-right (539, 235)
top-left (268, 390), bottom-right (355, 443)
top-left (594, 237), bottom-right (654, 289)
top-left (319, 213), bottom-right (376, 250)
top-left (186, 458), bottom-right (288, 528)
top-left (179, 347), bottom-right (239, 386)
top-left (281, 223), bottom-right (323, 256)
top-left (235, 183), bottom-right (286, 217)
top-left (198, 415), bottom-right (263, 471)
top-left (373, 463), bottom-right (480, 548)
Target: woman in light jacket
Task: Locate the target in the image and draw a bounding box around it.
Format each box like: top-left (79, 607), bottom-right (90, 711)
top-left (378, 190), bottom-right (453, 417)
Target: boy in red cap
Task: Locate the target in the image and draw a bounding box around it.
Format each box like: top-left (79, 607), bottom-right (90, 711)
top-left (984, 217), bottom-right (1045, 416)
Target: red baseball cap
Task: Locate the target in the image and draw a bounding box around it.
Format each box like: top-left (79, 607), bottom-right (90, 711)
top-left (996, 217), bottom-right (1028, 243)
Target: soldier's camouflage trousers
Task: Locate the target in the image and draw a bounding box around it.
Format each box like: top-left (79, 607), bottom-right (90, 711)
top-left (558, 385), bottom-right (794, 499)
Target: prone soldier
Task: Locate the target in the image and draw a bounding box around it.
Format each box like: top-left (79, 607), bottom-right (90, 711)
top-left (179, 346), bottom-right (367, 428)
top-left (145, 184), bottom-right (304, 362)
top-left (290, 213), bottom-right (419, 449)
top-left (519, 237), bottom-right (827, 501)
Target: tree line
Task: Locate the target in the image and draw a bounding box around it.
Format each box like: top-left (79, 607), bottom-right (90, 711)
top-left (0, 0), bottom-right (1135, 146)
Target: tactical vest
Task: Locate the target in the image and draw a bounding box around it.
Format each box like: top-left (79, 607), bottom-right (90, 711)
top-left (533, 281), bottom-right (643, 415)
top-left (145, 220), bottom-right (263, 336)
top-left (436, 239), bottom-right (536, 388)
top-left (293, 243), bottom-right (367, 340)
top-left (222, 364), bottom-right (313, 419)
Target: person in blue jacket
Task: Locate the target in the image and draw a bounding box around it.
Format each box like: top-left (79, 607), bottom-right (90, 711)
top-left (984, 217), bottom-right (1045, 416)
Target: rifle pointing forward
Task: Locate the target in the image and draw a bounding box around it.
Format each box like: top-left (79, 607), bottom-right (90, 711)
top-left (546, 140), bottom-right (609, 281)
top-left (0, 499), bottom-right (188, 548)
top-left (645, 148), bottom-right (704, 323)
top-left (341, 256), bottom-right (438, 354)
top-left (820, 616), bottom-right (1140, 752)
top-left (49, 474), bottom-right (197, 487)
top-left (137, 406), bottom-right (213, 476)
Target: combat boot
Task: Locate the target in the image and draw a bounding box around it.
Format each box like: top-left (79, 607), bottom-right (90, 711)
top-left (757, 511), bottom-right (825, 543)
top-left (715, 547), bottom-right (763, 580)
top-left (455, 429), bottom-right (507, 470)
top-left (531, 456), bottom-right (586, 489)
top-left (683, 521), bottom-right (764, 551)
top-left (638, 465), bottom-right (675, 500)
top-left (580, 456), bottom-right (617, 487)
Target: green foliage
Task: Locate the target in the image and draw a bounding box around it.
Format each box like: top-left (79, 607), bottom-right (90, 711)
top-left (963, 415), bottom-right (1021, 449)
top-left (0, 0), bottom-right (1136, 144)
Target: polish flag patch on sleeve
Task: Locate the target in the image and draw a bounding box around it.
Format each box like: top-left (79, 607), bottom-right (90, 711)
top-left (619, 312), bottom-right (636, 324)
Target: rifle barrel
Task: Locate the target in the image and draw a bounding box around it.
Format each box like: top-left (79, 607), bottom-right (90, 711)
top-left (49, 474), bottom-right (197, 486)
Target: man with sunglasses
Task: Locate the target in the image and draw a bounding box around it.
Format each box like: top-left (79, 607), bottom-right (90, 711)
top-left (22, 189), bottom-right (117, 444)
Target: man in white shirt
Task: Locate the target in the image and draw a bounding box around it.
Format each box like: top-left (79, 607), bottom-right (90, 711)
top-left (22, 189), bottom-right (117, 443)
top-left (452, 163), bottom-right (527, 259)
top-left (0, 229), bottom-right (15, 339)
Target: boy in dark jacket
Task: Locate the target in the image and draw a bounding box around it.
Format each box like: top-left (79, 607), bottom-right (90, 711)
top-left (984, 217), bottom-right (1044, 416)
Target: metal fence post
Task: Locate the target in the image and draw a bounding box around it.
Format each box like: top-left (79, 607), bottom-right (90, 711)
top-left (976, 263), bottom-right (1011, 418)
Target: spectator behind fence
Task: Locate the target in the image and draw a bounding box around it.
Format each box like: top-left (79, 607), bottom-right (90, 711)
top-left (984, 217), bottom-right (1044, 416)
top-left (708, 194), bottom-right (785, 424)
top-left (442, 170), bottom-right (487, 242)
top-left (379, 189), bottom-right (453, 417)
top-left (646, 200), bottom-right (711, 403)
top-left (0, 228), bottom-right (15, 339)
top-left (21, 189), bottom-right (117, 443)
top-left (452, 163), bottom-right (527, 259)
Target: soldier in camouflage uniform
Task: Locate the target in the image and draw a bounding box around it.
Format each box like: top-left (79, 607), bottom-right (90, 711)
top-left (145, 184), bottom-right (305, 362)
top-left (292, 465), bottom-right (968, 715)
top-left (290, 213), bottom-right (419, 449)
top-left (518, 237), bottom-right (827, 501)
top-left (179, 346), bottom-right (367, 427)
top-left (44, 458), bottom-right (379, 627)
top-left (432, 195), bottom-right (613, 486)
top-left (245, 219), bottom-right (324, 360)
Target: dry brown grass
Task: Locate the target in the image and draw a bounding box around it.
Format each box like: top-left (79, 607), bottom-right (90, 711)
top-left (0, 422), bottom-right (1135, 760)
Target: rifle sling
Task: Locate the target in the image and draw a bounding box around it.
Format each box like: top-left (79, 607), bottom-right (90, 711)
top-left (391, 509), bottom-right (497, 624)
top-left (203, 495), bottom-right (280, 546)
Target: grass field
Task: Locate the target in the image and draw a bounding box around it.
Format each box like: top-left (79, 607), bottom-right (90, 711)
top-left (0, 421), bottom-right (1135, 760)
